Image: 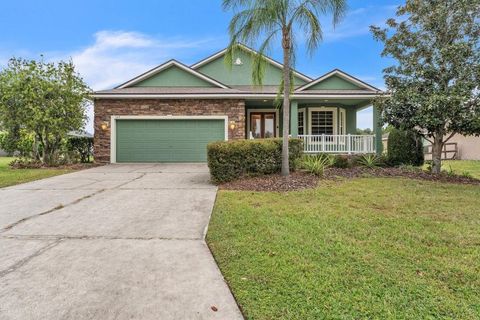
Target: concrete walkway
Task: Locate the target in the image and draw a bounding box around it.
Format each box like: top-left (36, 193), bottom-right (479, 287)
top-left (0, 164), bottom-right (243, 320)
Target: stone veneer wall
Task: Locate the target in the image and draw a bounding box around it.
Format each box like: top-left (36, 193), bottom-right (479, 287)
top-left (94, 99), bottom-right (246, 163)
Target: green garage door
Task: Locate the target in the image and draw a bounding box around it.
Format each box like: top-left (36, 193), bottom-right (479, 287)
top-left (116, 119), bottom-right (225, 163)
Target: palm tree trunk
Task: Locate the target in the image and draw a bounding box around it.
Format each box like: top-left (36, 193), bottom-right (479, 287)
top-left (281, 31), bottom-right (291, 176)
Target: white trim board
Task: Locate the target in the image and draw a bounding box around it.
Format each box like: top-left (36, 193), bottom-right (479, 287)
top-left (191, 44), bottom-right (312, 82)
top-left (298, 108), bottom-right (306, 135)
top-left (116, 60), bottom-right (230, 89)
top-left (109, 115), bottom-right (229, 164)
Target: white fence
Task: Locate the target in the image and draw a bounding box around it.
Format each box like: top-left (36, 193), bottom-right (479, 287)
top-left (299, 135), bottom-right (376, 154)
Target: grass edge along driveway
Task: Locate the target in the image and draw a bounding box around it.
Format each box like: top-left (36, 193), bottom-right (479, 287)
top-left (0, 157), bottom-right (74, 188)
top-left (207, 178), bottom-right (480, 319)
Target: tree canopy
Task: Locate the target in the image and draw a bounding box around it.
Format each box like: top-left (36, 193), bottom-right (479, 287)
top-left (371, 0), bottom-right (480, 173)
top-left (0, 58), bottom-right (91, 164)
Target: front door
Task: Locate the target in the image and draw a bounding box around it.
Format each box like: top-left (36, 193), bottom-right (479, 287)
top-left (250, 112), bottom-right (276, 138)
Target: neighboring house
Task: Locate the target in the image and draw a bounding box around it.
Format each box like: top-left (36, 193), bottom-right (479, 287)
top-left (68, 130), bottom-right (94, 139)
top-left (424, 134), bottom-right (480, 160)
top-left (93, 44), bottom-right (383, 163)
top-left (383, 132), bottom-right (480, 160)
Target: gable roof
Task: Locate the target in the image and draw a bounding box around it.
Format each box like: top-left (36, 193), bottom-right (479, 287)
top-left (191, 43), bottom-right (312, 83)
top-left (295, 69), bottom-right (381, 92)
top-left (115, 59), bottom-right (230, 89)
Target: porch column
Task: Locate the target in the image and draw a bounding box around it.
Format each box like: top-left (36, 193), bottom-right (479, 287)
top-left (373, 106), bottom-right (383, 154)
top-left (290, 100), bottom-right (298, 137)
top-left (345, 108), bottom-right (357, 134)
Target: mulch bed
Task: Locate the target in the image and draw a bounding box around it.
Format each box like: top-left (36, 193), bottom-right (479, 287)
top-left (9, 161), bottom-right (102, 170)
top-left (219, 167), bottom-right (480, 192)
top-left (220, 171), bottom-right (320, 192)
top-left (324, 167), bottom-right (480, 185)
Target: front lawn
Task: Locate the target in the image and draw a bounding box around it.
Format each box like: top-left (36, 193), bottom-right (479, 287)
top-left (0, 157), bottom-right (74, 188)
top-left (207, 178), bottom-right (480, 319)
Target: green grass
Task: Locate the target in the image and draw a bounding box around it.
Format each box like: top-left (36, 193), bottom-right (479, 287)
top-left (440, 160), bottom-right (480, 179)
top-left (0, 157), bottom-right (74, 188)
top-left (207, 178), bottom-right (480, 319)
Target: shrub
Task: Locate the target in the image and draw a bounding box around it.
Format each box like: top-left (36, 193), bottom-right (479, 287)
top-left (66, 136), bottom-right (94, 163)
top-left (0, 130), bottom-right (35, 157)
top-left (9, 158), bottom-right (43, 169)
top-left (300, 154), bottom-right (330, 176)
top-left (207, 138), bottom-right (303, 183)
top-left (357, 154), bottom-right (385, 168)
top-left (387, 128), bottom-right (424, 166)
top-left (332, 155), bottom-right (349, 169)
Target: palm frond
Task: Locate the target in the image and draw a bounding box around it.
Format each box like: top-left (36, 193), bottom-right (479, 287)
top-left (252, 31), bottom-right (279, 86)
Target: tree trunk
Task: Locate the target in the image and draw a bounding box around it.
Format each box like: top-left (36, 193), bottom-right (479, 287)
top-left (281, 31), bottom-right (291, 177)
top-left (431, 134), bottom-right (444, 174)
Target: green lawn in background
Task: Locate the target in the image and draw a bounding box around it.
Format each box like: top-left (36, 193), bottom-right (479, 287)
top-left (440, 160), bottom-right (480, 179)
top-left (208, 178), bottom-right (480, 319)
top-left (0, 157), bottom-right (74, 188)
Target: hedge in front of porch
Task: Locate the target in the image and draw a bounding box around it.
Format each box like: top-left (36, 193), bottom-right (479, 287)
top-left (207, 139), bottom-right (303, 183)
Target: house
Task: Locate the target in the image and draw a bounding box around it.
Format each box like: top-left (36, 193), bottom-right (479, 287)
top-left (93, 44), bottom-right (383, 163)
top-left (424, 134), bottom-right (480, 160)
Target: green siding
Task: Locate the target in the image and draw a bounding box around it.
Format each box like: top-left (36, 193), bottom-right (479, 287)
top-left (196, 49), bottom-right (307, 86)
top-left (307, 75), bottom-right (363, 90)
top-left (133, 65), bottom-right (215, 87)
top-left (116, 119), bottom-right (225, 162)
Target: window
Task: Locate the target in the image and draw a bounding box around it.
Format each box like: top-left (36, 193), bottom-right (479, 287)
top-left (310, 110), bottom-right (334, 135)
top-left (298, 110), bottom-right (305, 135)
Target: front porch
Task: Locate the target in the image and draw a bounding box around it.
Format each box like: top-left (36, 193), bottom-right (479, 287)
top-left (244, 99), bottom-right (382, 154)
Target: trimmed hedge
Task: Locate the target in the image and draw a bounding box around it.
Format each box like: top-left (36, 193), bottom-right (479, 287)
top-left (387, 128), bottom-right (424, 166)
top-left (207, 138), bottom-right (303, 183)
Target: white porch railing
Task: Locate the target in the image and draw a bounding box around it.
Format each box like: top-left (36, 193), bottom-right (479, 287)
top-left (299, 134), bottom-right (376, 154)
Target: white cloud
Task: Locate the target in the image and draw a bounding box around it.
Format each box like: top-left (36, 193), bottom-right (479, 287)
top-left (57, 30), bottom-right (222, 91)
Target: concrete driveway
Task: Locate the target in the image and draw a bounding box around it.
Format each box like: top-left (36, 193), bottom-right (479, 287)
top-left (0, 164), bottom-right (243, 320)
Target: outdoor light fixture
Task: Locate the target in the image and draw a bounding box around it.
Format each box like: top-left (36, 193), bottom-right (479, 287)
top-left (229, 120), bottom-right (236, 130)
top-left (101, 121), bottom-right (109, 131)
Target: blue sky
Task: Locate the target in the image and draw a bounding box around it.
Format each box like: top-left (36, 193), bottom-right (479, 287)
top-left (0, 0), bottom-right (401, 132)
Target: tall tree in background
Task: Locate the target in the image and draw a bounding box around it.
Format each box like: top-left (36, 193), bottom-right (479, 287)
top-left (0, 58), bottom-right (91, 165)
top-left (371, 0), bottom-right (480, 174)
top-left (223, 0), bottom-right (347, 176)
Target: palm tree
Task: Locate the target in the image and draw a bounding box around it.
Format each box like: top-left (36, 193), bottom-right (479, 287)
top-left (223, 0), bottom-right (347, 176)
